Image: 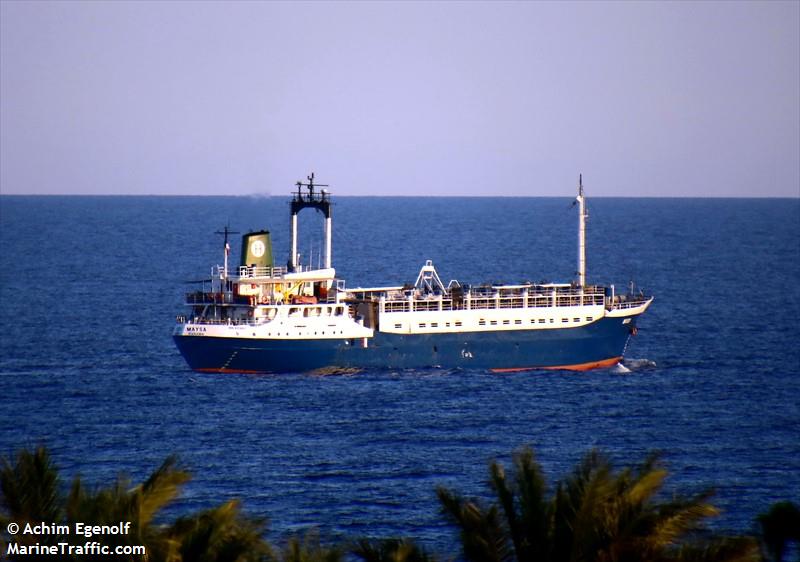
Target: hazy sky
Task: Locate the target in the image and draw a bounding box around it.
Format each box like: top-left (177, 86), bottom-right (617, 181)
top-left (1, 1), bottom-right (798, 197)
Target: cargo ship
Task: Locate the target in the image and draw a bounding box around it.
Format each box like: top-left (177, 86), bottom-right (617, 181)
top-left (173, 174), bottom-right (652, 373)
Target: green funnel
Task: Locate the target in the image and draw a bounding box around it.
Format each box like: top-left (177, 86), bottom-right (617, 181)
top-left (240, 230), bottom-right (273, 268)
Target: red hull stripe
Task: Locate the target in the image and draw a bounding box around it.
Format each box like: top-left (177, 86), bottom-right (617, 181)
top-left (195, 356), bottom-right (623, 375)
top-left (490, 356), bottom-right (622, 373)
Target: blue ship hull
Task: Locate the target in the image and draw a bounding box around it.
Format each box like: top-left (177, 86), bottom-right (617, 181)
top-left (173, 316), bottom-right (637, 373)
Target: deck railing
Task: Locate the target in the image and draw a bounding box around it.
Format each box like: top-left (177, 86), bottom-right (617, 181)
top-left (185, 292), bottom-right (248, 305)
top-left (236, 265), bottom-right (288, 278)
top-left (608, 296), bottom-right (650, 310)
top-left (185, 291), bottom-right (341, 306)
top-left (176, 316), bottom-right (262, 326)
top-left (379, 286), bottom-right (607, 314)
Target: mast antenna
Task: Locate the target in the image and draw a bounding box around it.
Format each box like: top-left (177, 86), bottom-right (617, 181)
top-left (576, 174), bottom-right (588, 287)
top-left (215, 223), bottom-right (239, 280)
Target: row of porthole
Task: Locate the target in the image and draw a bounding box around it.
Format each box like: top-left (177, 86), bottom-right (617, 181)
top-left (395, 321), bottom-right (464, 329)
top-left (398, 316), bottom-right (596, 329)
top-left (255, 330), bottom-right (347, 337)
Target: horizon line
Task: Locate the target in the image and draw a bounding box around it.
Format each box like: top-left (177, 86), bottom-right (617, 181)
top-left (1, 193), bottom-right (798, 199)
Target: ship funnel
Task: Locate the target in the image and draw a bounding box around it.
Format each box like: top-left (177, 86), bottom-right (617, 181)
top-left (240, 230), bottom-right (273, 268)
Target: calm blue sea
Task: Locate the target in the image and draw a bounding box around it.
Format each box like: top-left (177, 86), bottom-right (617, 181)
top-left (1, 195), bottom-right (798, 551)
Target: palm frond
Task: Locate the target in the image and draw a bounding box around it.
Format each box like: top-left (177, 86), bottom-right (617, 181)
top-left (282, 529), bottom-right (341, 562)
top-left (437, 486), bottom-right (510, 562)
top-left (168, 498), bottom-right (273, 562)
top-left (647, 492), bottom-right (720, 550)
top-left (136, 455), bottom-right (191, 527)
top-left (351, 538), bottom-right (436, 562)
top-left (560, 450), bottom-right (617, 561)
top-left (489, 460), bottom-right (520, 560)
top-left (0, 445), bottom-right (62, 524)
top-left (625, 467), bottom-right (668, 508)
top-left (671, 536), bottom-right (760, 562)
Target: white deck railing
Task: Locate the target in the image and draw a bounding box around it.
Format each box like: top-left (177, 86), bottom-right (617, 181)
top-left (236, 265), bottom-right (288, 278)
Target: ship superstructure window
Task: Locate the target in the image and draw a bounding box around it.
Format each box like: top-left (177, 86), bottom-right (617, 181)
top-left (574, 317), bottom-right (580, 322)
top-left (539, 319), bottom-right (545, 323)
top-left (586, 317), bottom-right (593, 321)
top-left (479, 320), bottom-right (486, 326)
top-left (431, 322), bottom-right (438, 327)
top-left (419, 323), bottom-right (426, 328)
top-left (562, 318), bottom-right (568, 323)
top-left (490, 320), bottom-right (498, 325)
top-left (455, 321), bottom-right (462, 327)
top-left (394, 323), bottom-right (402, 329)
top-left (515, 319), bottom-right (522, 325)
top-left (503, 320), bottom-right (510, 325)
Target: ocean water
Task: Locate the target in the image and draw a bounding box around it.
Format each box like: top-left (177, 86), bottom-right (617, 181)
top-left (1, 195), bottom-right (798, 551)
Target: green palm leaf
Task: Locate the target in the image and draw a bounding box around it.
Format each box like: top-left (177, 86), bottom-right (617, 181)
top-left (167, 498), bottom-right (273, 562)
top-left (439, 447), bottom-right (757, 562)
top-left (437, 486), bottom-right (510, 562)
top-left (0, 445), bottom-right (62, 524)
top-left (282, 529), bottom-right (341, 562)
top-left (351, 538), bottom-right (435, 562)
